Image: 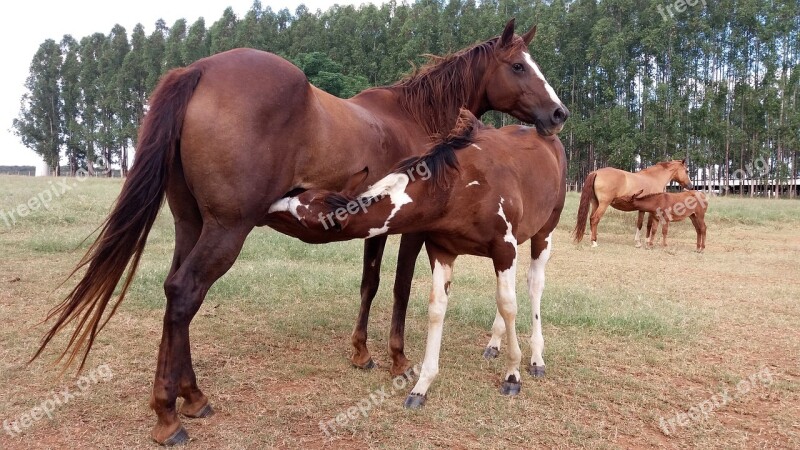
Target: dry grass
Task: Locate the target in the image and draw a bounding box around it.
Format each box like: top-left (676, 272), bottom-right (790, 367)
top-left (1, 175), bottom-right (799, 449)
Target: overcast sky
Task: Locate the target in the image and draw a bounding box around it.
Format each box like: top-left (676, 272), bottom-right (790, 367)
top-left (0, 0), bottom-right (375, 166)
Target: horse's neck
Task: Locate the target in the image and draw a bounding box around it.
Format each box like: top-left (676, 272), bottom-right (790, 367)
top-left (640, 166), bottom-right (674, 188)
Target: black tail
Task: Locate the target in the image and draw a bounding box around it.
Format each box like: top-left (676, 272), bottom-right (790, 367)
top-left (31, 66), bottom-right (203, 371)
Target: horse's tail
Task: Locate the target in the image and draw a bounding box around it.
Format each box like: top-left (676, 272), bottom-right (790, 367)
top-left (32, 66), bottom-right (203, 371)
top-left (573, 171), bottom-right (597, 243)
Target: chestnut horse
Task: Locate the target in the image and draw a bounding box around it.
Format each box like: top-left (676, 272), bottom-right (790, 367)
top-left (614, 190), bottom-right (708, 252)
top-left (269, 109), bottom-right (567, 407)
top-left (32, 20), bottom-right (569, 444)
top-left (573, 160), bottom-right (693, 247)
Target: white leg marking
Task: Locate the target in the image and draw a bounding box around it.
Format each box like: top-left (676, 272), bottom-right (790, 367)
top-left (497, 256), bottom-right (521, 383)
top-left (486, 310), bottom-right (505, 351)
top-left (410, 260), bottom-right (452, 396)
top-left (591, 240), bottom-right (598, 248)
top-left (529, 233), bottom-right (551, 369)
top-left (523, 52), bottom-right (562, 105)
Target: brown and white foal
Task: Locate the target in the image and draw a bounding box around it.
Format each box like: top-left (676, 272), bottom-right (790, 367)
top-left (269, 110), bottom-right (566, 407)
top-left (614, 190), bottom-right (708, 252)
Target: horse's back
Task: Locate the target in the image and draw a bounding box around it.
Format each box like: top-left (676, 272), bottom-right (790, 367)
top-left (177, 49), bottom-right (400, 222)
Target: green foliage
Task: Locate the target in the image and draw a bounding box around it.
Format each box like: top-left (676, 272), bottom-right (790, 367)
top-left (9, 0), bottom-right (800, 191)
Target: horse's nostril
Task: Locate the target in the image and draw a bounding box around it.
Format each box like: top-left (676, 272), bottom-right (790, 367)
top-left (552, 106), bottom-right (568, 124)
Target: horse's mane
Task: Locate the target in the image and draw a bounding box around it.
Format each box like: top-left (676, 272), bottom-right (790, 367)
top-left (387, 37), bottom-right (503, 136)
top-left (641, 160), bottom-right (679, 172)
top-left (324, 111), bottom-right (483, 212)
top-left (394, 109), bottom-right (482, 189)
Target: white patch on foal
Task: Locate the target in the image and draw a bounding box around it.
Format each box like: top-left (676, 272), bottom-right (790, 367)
top-left (523, 52), bottom-right (562, 105)
top-left (496, 197), bottom-right (516, 245)
top-left (359, 173), bottom-right (413, 238)
top-left (471, 144), bottom-right (482, 151)
top-left (268, 196), bottom-right (303, 218)
top-left (466, 180), bottom-right (480, 187)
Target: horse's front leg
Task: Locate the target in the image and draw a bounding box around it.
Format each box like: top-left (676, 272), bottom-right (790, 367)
top-left (350, 235), bottom-right (388, 369)
top-left (493, 243), bottom-right (522, 396)
top-left (635, 211), bottom-right (645, 247)
top-left (388, 233), bottom-right (425, 377)
top-left (403, 245), bottom-right (455, 408)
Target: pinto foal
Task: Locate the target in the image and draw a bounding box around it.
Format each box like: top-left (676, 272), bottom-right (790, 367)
top-left (614, 190), bottom-right (708, 252)
top-left (269, 110), bottom-right (566, 407)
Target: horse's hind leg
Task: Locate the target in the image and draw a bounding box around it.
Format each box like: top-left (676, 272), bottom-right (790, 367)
top-left (150, 222), bottom-right (253, 445)
top-left (690, 214), bottom-right (706, 252)
top-left (350, 235), bottom-right (388, 369)
top-left (589, 201), bottom-right (607, 247)
top-left (389, 233), bottom-right (426, 377)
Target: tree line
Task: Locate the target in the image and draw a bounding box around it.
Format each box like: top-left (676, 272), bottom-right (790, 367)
top-left (11, 0), bottom-right (800, 196)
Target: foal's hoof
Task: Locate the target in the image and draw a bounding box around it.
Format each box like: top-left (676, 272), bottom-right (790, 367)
top-left (591, 241), bottom-right (598, 248)
top-left (482, 346), bottom-right (500, 360)
top-left (500, 379), bottom-right (521, 396)
top-left (528, 364), bottom-right (546, 378)
top-left (161, 426), bottom-right (190, 446)
top-left (403, 393), bottom-right (427, 409)
top-left (352, 358), bottom-right (377, 370)
top-left (182, 403), bottom-right (214, 419)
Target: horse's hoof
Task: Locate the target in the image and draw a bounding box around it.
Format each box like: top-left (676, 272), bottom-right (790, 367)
top-left (352, 358), bottom-right (377, 370)
top-left (500, 380), bottom-right (521, 396)
top-left (591, 241), bottom-right (598, 248)
top-left (528, 364), bottom-right (546, 377)
top-left (635, 242), bottom-right (642, 248)
top-left (403, 393), bottom-right (426, 409)
top-left (161, 426), bottom-right (190, 446)
top-left (483, 346), bottom-right (500, 359)
top-left (182, 403), bottom-right (214, 419)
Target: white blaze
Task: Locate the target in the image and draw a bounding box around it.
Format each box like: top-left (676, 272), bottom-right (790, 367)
top-left (524, 52), bottom-right (562, 105)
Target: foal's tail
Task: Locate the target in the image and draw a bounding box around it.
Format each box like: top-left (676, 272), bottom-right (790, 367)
top-left (31, 66), bottom-right (203, 371)
top-left (573, 171), bottom-right (597, 243)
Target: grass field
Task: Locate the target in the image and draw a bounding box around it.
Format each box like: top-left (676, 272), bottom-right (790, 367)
top-left (1, 175), bottom-right (799, 449)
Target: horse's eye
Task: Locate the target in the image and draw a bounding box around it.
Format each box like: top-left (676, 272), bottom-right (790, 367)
top-left (512, 63), bottom-right (524, 73)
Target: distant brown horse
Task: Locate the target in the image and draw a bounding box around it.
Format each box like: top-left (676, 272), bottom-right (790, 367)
top-left (32, 20), bottom-right (569, 445)
top-left (573, 160), bottom-right (693, 247)
top-left (615, 190), bottom-right (708, 252)
top-left (269, 108), bottom-right (567, 407)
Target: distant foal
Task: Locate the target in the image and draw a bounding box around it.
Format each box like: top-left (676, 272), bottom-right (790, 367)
top-left (269, 109), bottom-right (567, 407)
top-left (614, 190), bottom-right (708, 252)
top-left (573, 160), bottom-right (694, 247)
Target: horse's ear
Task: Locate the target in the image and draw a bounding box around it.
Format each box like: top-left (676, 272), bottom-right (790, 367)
top-left (499, 18), bottom-right (516, 48)
top-left (681, 158), bottom-right (687, 166)
top-left (343, 167), bottom-right (369, 194)
top-left (522, 24), bottom-right (537, 46)
top-left (633, 189), bottom-right (644, 199)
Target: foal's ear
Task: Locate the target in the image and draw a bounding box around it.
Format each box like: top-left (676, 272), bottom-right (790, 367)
top-left (499, 18), bottom-right (516, 48)
top-left (343, 167), bottom-right (369, 194)
top-left (633, 189), bottom-right (645, 199)
top-left (522, 24), bottom-right (537, 46)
